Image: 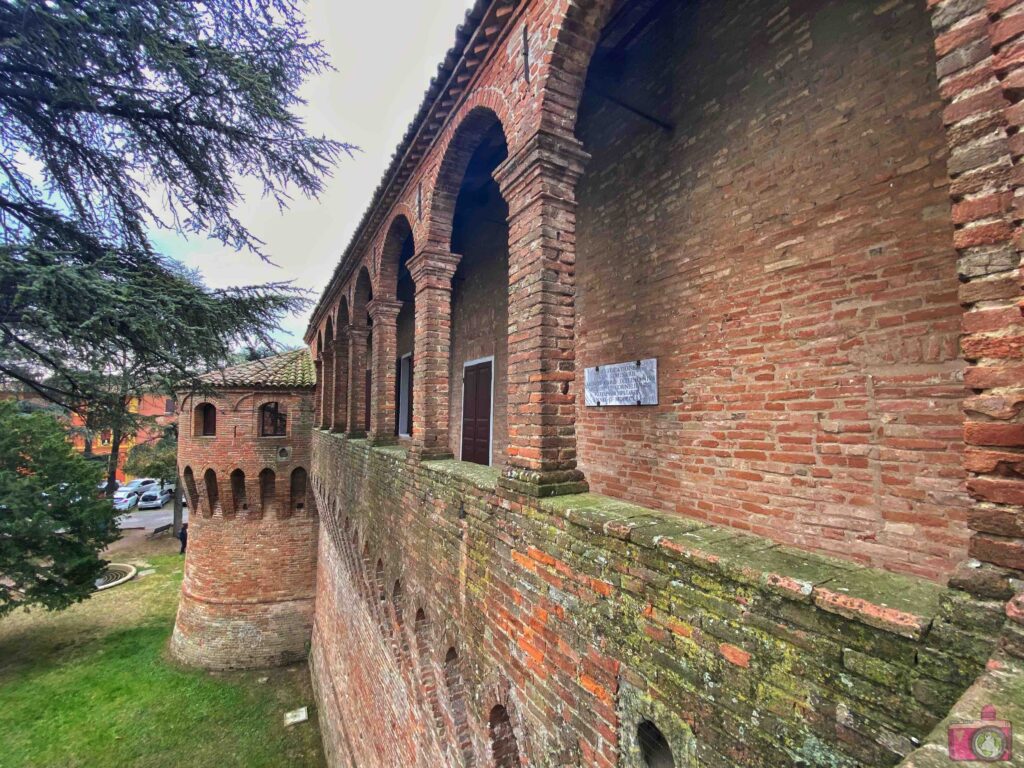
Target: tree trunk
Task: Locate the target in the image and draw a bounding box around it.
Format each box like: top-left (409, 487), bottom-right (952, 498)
top-left (105, 426), bottom-right (122, 496)
top-left (173, 472), bottom-right (184, 536)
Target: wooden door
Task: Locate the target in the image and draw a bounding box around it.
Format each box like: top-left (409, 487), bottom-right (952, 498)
top-left (461, 360), bottom-right (492, 466)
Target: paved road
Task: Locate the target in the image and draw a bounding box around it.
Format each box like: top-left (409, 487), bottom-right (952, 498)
top-left (118, 501), bottom-right (189, 532)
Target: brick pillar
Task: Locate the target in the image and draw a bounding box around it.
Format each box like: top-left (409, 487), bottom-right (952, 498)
top-left (345, 324), bottom-right (369, 438)
top-left (368, 299), bottom-right (402, 445)
top-left (319, 344), bottom-right (334, 431)
top-left (408, 248), bottom-right (459, 460)
top-left (330, 329), bottom-right (349, 433)
top-left (929, 0), bottom-right (1024, 650)
top-left (493, 130), bottom-right (589, 497)
top-left (313, 357), bottom-right (323, 428)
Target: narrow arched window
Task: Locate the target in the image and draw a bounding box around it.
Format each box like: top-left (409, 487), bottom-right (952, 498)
top-left (203, 468), bottom-right (219, 513)
top-left (194, 403), bottom-right (216, 436)
top-left (489, 704), bottom-right (521, 768)
top-left (638, 721), bottom-right (675, 768)
top-left (290, 467), bottom-right (307, 511)
top-left (183, 466), bottom-right (198, 510)
top-left (230, 469), bottom-right (247, 513)
top-left (259, 468), bottom-right (276, 514)
top-left (260, 401), bottom-right (287, 436)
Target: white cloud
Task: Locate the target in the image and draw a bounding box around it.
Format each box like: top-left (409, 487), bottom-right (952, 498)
top-left (163, 0), bottom-right (477, 345)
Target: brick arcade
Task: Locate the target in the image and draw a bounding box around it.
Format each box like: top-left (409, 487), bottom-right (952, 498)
top-left (173, 1), bottom-right (1024, 766)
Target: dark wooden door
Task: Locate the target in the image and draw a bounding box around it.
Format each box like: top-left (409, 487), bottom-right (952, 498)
top-left (461, 361), bottom-right (492, 466)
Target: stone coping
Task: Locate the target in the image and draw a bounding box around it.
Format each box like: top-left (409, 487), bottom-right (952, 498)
top-left (320, 433), bottom-right (948, 642)
top-left (540, 493), bottom-right (945, 641)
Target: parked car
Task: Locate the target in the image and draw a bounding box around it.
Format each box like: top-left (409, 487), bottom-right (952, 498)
top-left (121, 478), bottom-right (159, 495)
top-left (112, 489), bottom-right (139, 511)
top-left (138, 486), bottom-right (173, 509)
top-left (96, 479), bottom-right (120, 493)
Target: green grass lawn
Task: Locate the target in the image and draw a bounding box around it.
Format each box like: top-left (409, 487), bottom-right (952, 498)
top-left (0, 538), bottom-right (324, 768)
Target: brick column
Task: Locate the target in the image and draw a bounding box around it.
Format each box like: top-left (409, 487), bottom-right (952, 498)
top-left (929, 0), bottom-right (1024, 650)
top-left (330, 329), bottom-right (349, 433)
top-left (319, 344), bottom-right (334, 431)
top-left (313, 356), bottom-right (323, 428)
top-left (368, 299), bottom-right (403, 445)
top-left (493, 130), bottom-right (589, 497)
top-left (408, 248), bottom-right (459, 460)
top-left (345, 324), bottom-right (369, 438)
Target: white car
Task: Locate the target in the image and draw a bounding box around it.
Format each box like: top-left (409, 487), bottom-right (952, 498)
top-left (138, 487), bottom-right (173, 509)
top-left (112, 489), bottom-right (139, 511)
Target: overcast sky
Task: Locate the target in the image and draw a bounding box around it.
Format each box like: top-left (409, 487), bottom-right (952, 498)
top-left (152, 0), bottom-right (477, 346)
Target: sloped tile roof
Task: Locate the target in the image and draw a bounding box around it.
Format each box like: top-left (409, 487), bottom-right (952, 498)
top-left (199, 349), bottom-right (316, 389)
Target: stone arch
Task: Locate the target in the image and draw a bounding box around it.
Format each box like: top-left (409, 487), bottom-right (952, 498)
top-left (331, 295), bottom-right (350, 433)
top-left (637, 721), bottom-right (674, 768)
top-left (202, 468), bottom-right (219, 516)
top-left (352, 266), bottom-right (373, 328)
top-left (290, 467), bottom-right (307, 512)
top-left (537, 0), bottom-right (617, 140)
top-left (320, 316), bottom-right (335, 430)
top-left (426, 105), bottom-right (511, 248)
top-left (443, 646), bottom-right (475, 766)
top-left (229, 468), bottom-right (247, 515)
top-left (258, 467), bottom-right (276, 516)
top-left (488, 704), bottom-right (521, 768)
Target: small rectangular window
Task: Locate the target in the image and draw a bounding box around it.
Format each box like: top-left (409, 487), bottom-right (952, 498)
top-left (260, 402), bottom-right (287, 437)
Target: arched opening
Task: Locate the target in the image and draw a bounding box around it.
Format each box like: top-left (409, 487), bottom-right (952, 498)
top-left (332, 297), bottom-right (350, 433)
top-left (321, 317), bottom-right (335, 430)
top-left (290, 467), bottom-right (307, 511)
top-left (488, 704), bottom-right (521, 768)
top-left (259, 467), bottom-right (276, 516)
top-left (352, 267), bottom-right (373, 435)
top-left (203, 468), bottom-right (219, 514)
top-left (444, 111), bottom-right (509, 467)
top-left (194, 402), bottom-right (216, 437)
top-left (229, 468), bottom-right (247, 514)
top-left (444, 647), bottom-right (474, 766)
top-left (314, 329), bottom-right (323, 426)
top-left (638, 721), bottom-right (675, 768)
top-left (183, 466), bottom-right (198, 510)
top-left (381, 215), bottom-right (416, 438)
top-left (260, 401), bottom-right (287, 436)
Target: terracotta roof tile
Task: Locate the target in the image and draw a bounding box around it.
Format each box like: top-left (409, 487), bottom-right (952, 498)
top-left (198, 349), bottom-right (315, 389)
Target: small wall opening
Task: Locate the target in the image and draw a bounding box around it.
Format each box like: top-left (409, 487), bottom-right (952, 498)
top-left (183, 466), bottom-right (198, 510)
top-left (229, 468), bottom-right (247, 514)
top-left (488, 704), bottom-right (521, 768)
top-left (194, 403), bottom-right (216, 437)
top-left (637, 721), bottom-right (675, 768)
top-left (203, 468), bottom-right (219, 514)
top-left (259, 468), bottom-right (276, 516)
top-left (290, 467), bottom-right (307, 511)
top-left (260, 401), bottom-right (287, 436)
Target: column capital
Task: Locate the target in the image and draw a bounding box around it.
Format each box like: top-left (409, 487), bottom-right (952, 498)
top-left (367, 298), bottom-right (403, 323)
top-left (493, 129), bottom-right (591, 199)
top-left (407, 247), bottom-right (461, 286)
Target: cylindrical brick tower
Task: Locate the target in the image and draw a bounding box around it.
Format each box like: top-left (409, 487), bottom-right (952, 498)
top-left (171, 350), bottom-right (319, 670)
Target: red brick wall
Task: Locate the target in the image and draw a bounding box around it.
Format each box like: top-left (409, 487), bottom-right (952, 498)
top-left (574, 0), bottom-right (967, 580)
top-left (171, 387), bottom-right (319, 669)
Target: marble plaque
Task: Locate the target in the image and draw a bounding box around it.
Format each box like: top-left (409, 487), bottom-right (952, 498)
top-left (584, 358), bottom-right (658, 407)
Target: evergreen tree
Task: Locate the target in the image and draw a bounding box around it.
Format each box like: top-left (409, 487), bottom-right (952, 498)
top-left (0, 0), bottom-right (350, 409)
top-left (0, 400), bottom-right (118, 617)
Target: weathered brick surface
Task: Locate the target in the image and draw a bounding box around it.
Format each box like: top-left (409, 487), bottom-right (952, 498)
top-left (172, 386), bottom-right (319, 669)
top-left (572, 0), bottom-right (967, 580)
top-left (309, 435), bottom-right (999, 767)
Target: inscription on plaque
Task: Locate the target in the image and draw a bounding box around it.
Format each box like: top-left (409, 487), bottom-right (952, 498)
top-left (584, 358), bottom-right (658, 407)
